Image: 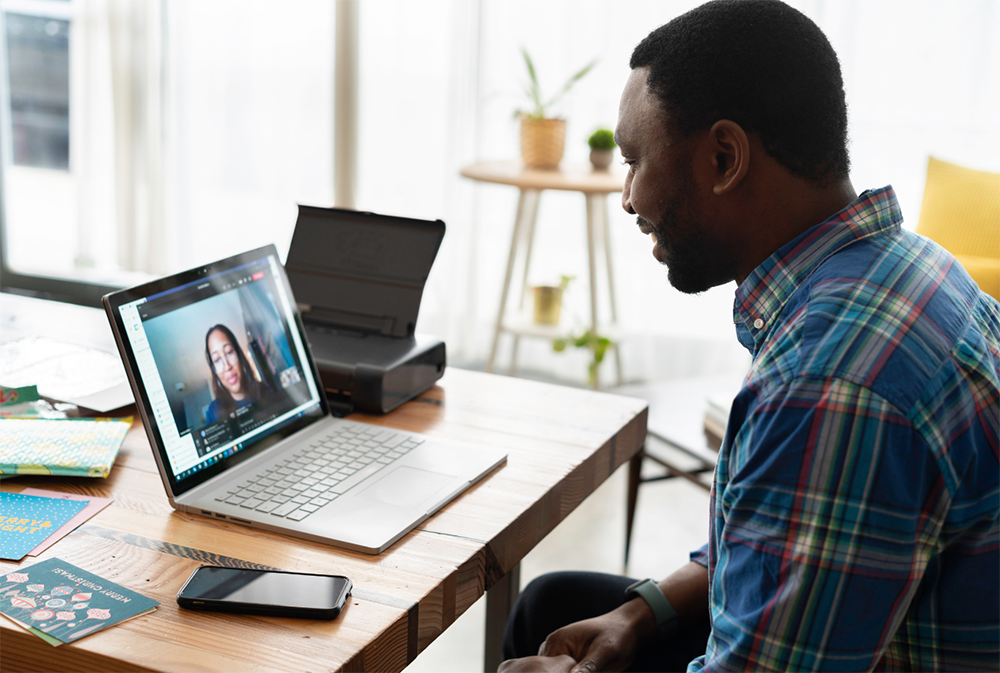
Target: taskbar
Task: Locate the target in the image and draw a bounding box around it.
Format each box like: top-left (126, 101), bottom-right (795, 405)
top-left (173, 407), bottom-right (314, 482)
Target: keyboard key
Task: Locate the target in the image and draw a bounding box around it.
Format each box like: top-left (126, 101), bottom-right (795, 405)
top-left (300, 504), bottom-right (320, 513)
top-left (291, 495), bottom-right (310, 504)
top-left (240, 498), bottom-right (264, 509)
top-left (256, 501), bottom-right (280, 513)
top-left (381, 434), bottom-right (405, 449)
top-left (224, 494), bottom-right (247, 505)
top-left (271, 502), bottom-right (299, 517)
top-left (286, 509), bottom-right (311, 521)
top-left (331, 462), bottom-right (385, 494)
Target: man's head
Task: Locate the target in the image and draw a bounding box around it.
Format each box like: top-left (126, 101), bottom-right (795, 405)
top-left (616, 0), bottom-right (853, 293)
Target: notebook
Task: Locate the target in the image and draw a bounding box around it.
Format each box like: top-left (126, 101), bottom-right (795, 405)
top-left (102, 245), bottom-right (506, 553)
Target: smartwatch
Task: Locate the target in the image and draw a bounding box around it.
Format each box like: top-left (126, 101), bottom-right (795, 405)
top-left (624, 578), bottom-right (678, 631)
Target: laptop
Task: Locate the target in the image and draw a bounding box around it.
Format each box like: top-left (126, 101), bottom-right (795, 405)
top-left (103, 244), bottom-right (507, 554)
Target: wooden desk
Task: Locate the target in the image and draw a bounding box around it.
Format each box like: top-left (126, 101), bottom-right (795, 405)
top-left (461, 161), bottom-right (625, 387)
top-left (0, 294), bottom-right (647, 673)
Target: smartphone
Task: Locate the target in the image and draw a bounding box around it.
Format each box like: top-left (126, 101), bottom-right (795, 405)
top-left (176, 566), bottom-right (352, 619)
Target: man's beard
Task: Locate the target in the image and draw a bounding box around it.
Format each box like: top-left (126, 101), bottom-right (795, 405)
top-left (637, 207), bottom-right (722, 295)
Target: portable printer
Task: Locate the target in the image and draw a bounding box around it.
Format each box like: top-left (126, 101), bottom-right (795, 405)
top-left (285, 205), bottom-right (446, 415)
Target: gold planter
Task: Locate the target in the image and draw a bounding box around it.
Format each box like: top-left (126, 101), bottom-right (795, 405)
top-left (533, 285), bottom-right (563, 324)
top-left (520, 117), bottom-right (566, 170)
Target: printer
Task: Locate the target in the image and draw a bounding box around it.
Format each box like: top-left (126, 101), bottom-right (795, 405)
top-left (285, 205), bottom-right (447, 415)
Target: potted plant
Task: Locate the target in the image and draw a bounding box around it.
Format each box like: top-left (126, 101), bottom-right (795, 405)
top-left (587, 128), bottom-right (617, 171)
top-left (533, 275), bottom-right (573, 325)
top-left (552, 329), bottom-right (614, 388)
top-left (517, 49), bottom-right (596, 170)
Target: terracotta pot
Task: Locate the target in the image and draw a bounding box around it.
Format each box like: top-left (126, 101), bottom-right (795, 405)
top-left (589, 148), bottom-right (614, 171)
top-left (533, 285), bottom-right (563, 325)
top-left (520, 117), bottom-right (566, 170)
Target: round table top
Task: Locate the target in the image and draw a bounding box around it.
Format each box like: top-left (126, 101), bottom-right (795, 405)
top-left (461, 160), bottom-right (625, 194)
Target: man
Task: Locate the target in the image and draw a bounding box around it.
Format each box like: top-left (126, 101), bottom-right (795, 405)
top-left (500, 1), bottom-right (1000, 671)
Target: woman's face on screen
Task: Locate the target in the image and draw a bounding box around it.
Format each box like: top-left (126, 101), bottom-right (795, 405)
top-left (208, 329), bottom-right (245, 399)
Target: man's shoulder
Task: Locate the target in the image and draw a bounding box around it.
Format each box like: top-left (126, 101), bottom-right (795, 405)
top-left (787, 229), bottom-right (992, 401)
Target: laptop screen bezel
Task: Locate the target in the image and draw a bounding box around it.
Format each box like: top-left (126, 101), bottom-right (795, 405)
top-left (103, 244), bottom-right (330, 497)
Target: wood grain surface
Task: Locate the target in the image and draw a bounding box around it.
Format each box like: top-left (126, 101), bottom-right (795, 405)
top-left (1, 367), bottom-right (646, 673)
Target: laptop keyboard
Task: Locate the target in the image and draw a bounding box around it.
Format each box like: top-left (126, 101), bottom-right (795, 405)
top-left (215, 423), bottom-right (424, 522)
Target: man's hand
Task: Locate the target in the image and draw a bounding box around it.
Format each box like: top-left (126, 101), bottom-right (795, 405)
top-left (497, 654), bottom-right (576, 673)
top-left (537, 610), bottom-right (644, 673)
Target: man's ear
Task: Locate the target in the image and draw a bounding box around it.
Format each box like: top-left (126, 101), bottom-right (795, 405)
top-left (707, 120), bottom-right (750, 195)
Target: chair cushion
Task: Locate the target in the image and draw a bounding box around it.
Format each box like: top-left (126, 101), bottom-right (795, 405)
top-left (916, 157), bottom-right (999, 300)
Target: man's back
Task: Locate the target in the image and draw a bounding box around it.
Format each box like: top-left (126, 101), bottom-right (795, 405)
top-left (707, 186), bottom-right (1000, 671)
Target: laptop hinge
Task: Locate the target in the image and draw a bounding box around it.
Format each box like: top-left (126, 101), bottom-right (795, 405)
top-left (325, 393), bottom-right (355, 418)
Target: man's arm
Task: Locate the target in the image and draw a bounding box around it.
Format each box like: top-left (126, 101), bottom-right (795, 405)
top-left (498, 562), bottom-right (709, 673)
top-left (694, 377), bottom-right (942, 672)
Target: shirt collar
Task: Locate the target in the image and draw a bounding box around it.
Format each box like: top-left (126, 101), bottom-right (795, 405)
top-left (733, 185), bottom-right (904, 354)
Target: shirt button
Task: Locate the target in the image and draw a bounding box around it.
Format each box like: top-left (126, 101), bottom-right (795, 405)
top-left (753, 318), bottom-right (764, 329)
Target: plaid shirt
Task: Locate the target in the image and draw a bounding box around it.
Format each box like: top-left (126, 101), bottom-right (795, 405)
top-left (688, 186), bottom-right (1000, 672)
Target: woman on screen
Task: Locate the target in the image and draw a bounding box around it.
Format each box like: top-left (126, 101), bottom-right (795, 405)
top-left (204, 324), bottom-right (265, 424)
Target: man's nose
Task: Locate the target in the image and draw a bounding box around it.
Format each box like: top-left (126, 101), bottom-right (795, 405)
top-left (621, 173), bottom-right (635, 215)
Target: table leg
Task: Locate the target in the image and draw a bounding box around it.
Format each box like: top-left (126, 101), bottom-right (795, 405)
top-left (585, 195), bottom-right (601, 377)
top-left (484, 562), bottom-right (521, 673)
top-left (488, 190), bottom-right (539, 373)
top-left (599, 195), bottom-right (624, 386)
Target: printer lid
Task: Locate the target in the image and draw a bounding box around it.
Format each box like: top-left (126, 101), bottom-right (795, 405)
top-left (285, 205), bottom-right (445, 338)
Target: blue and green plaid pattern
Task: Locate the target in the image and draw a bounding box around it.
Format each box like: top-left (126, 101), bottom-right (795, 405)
top-left (689, 186), bottom-right (1000, 672)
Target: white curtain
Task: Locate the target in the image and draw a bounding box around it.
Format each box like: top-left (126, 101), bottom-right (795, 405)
top-left (160, 0), bottom-right (336, 273)
top-left (68, 0), bottom-right (164, 275)
top-left (354, 0), bottom-right (1000, 387)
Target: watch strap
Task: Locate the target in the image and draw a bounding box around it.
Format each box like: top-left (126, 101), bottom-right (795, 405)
top-left (624, 578), bottom-right (678, 630)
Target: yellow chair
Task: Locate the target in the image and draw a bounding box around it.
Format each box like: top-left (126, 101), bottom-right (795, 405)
top-left (916, 157), bottom-right (1000, 301)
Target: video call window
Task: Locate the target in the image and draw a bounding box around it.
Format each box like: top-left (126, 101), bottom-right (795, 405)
top-left (141, 263), bottom-right (310, 457)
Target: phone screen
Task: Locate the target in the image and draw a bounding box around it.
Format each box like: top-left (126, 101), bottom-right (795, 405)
top-left (180, 567), bottom-right (350, 611)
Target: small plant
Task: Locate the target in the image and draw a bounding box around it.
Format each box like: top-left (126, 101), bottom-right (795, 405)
top-left (587, 128), bottom-right (616, 150)
top-left (517, 48), bottom-right (597, 120)
top-left (553, 329), bottom-right (613, 388)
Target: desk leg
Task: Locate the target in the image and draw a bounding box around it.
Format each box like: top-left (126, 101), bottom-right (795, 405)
top-left (599, 195), bottom-right (624, 386)
top-left (488, 190), bottom-right (541, 374)
top-left (484, 562), bottom-right (521, 673)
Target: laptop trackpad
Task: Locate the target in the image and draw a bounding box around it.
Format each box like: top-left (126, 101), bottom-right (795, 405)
top-left (356, 467), bottom-right (453, 508)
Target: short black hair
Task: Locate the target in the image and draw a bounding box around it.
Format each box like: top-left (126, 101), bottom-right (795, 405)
top-left (630, 0), bottom-right (850, 184)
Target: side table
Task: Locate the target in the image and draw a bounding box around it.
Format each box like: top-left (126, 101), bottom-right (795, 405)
top-left (460, 161), bottom-right (625, 387)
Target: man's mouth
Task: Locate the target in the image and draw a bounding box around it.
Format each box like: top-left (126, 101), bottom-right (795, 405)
top-left (636, 216), bottom-right (653, 235)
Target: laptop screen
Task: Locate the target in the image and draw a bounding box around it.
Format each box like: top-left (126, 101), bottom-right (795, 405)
top-left (112, 247), bottom-right (325, 488)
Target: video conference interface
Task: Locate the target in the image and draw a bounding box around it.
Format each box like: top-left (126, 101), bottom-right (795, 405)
top-left (119, 255), bottom-right (322, 481)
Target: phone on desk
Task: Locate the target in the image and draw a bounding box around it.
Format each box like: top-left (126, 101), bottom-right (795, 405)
top-left (177, 566), bottom-right (352, 619)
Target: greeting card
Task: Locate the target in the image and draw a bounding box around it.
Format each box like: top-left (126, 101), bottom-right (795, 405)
top-left (0, 493), bottom-right (87, 560)
top-left (0, 557), bottom-right (158, 645)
